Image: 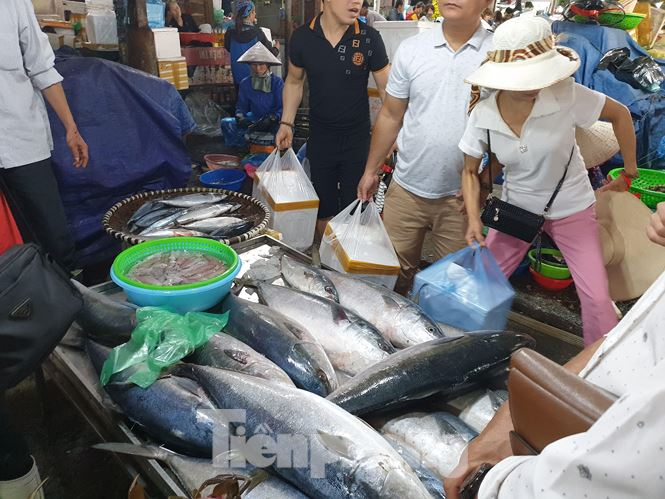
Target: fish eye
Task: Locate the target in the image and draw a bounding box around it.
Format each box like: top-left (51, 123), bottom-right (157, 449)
top-left (427, 326), bottom-right (435, 333)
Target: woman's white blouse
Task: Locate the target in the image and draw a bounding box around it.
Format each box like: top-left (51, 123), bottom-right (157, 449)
top-left (459, 78), bottom-right (606, 219)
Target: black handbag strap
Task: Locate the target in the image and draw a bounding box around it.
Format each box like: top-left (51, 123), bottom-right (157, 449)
top-left (485, 129), bottom-right (575, 215)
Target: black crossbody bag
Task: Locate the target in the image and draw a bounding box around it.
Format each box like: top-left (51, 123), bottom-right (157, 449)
top-left (481, 130), bottom-right (574, 243)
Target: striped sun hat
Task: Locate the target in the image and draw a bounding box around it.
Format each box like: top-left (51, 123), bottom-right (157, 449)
top-left (466, 17), bottom-right (581, 91)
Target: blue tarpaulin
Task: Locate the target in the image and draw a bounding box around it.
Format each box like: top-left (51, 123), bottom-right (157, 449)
top-left (47, 50), bottom-right (195, 267)
top-left (553, 21), bottom-right (665, 170)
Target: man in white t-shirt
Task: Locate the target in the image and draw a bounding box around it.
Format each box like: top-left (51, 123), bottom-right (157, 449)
top-left (357, 0), bottom-right (492, 294)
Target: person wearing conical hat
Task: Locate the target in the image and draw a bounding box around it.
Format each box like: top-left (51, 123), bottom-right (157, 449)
top-left (220, 42), bottom-right (283, 145)
top-left (459, 16), bottom-right (638, 347)
top-left (236, 43), bottom-right (284, 133)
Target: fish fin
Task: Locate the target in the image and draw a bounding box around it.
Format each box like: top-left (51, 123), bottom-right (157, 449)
top-left (59, 325), bottom-right (86, 349)
top-left (170, 374), bottom-right (207, 398)
top-left (381, 294), bottom-right (401, 309)
top-left (224, 349), bottom-right (250, 365)
top-left (99, 394), bottom-right (125, 416)
top-left (315, 431), bottom-right (357, 460)
top-left (92, 442), bottom-right (171, 463)
top-left (331, 305), bottom-right (350, 325)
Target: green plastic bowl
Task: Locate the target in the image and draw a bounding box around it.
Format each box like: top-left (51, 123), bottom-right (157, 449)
top-left (608, 168), bottom-right (665, 209)
top-left (598, 11), bottom-right (646, 30)
top-left (527, 248), bottom-right (571, 280)
top-left (112, 237), bottom-right (239, 291)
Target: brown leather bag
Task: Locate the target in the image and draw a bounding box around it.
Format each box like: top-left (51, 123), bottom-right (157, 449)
top-left (508, 348), bottom-right (618, 455)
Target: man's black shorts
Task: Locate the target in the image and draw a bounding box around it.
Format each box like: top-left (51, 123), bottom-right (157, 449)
top-left (307, 125), bottom-right (370, 219)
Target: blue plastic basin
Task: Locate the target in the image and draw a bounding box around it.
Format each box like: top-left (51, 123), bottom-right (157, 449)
top-left (110, 260), bottom-right (242, 313)
top-left (199, 169), bottom-right (246, 192)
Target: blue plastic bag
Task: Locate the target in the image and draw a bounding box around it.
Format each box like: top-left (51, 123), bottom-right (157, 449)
top-left (412, 244), bottom-right (514, 332)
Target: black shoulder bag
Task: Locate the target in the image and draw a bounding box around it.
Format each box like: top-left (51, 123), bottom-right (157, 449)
top-left (480, 130), bottom-right (574, 243)
top-left (0, 243), bottom-right (82, 391)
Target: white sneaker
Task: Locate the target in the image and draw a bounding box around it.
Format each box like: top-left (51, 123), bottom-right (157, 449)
top-left (0, 457), bottom-right (46, 499)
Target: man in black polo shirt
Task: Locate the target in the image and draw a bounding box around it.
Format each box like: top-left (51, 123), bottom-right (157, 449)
top-left (275, 1), bottom-right (389, 235)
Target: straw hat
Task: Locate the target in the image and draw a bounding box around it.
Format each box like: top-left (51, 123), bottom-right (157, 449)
top-left (465, 17), bottom-right (581, 91)
top-left (576, 121), bottom-right (620, 169)
top-left (595, 191), bottom-right (665, 301)
top-left (237, 42), bottom-right (282, 66)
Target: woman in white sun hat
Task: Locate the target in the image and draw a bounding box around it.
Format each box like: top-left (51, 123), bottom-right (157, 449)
top-left (459, 16), bottom-right (638, 346)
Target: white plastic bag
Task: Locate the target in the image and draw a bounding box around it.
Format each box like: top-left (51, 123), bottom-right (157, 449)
top-left (252, 149), bottom-right (319, 250)
top-left (320, 200), bottom-right (400, 289)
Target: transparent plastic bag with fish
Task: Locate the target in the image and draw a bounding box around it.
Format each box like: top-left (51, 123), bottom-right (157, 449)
top-left (100, 307), bottom-right (228, 388)
top-left (412, 243), bottom-right (514, 331)
top-left (320, 200), bottom-right (400, 289)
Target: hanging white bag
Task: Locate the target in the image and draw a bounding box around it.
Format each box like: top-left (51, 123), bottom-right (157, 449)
top-left (320, 200), bottom-right (400, 289)
top-left (252, 148), bottom-right (319, 250)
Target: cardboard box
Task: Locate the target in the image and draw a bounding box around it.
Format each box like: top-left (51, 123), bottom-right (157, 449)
top-left (158, 57), bottom-right (189, 90)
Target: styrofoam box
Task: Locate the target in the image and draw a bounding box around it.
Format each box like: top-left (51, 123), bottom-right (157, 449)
top-left (368, 20), bottom-right (433, 90)
top-left (153, 27), bottom-right (182, 59)
top-left (320, 239), bottom-right (398, 289)
top-left (86, 10), bottom-right (118, 44)
top-left (252, 171), bottom-right (318, 251)
top-left (320, 220), bottom-right (399, 289)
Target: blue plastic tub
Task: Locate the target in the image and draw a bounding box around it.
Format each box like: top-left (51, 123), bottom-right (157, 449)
top-left (110, 260), bottom-right (242, 313)
top-left (199, 169), bottom-right (246, 192)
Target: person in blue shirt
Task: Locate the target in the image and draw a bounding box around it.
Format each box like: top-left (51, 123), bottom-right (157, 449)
top-left (235, 42), bottom-right (283, 133)
top-left (221, 42), bottom-right (283, 146)
top-left (224, 0), bottom-right (279, 90)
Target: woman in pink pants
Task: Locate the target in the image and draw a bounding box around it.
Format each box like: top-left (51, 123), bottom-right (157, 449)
top-left (458, 17), bottom-right (638, 345)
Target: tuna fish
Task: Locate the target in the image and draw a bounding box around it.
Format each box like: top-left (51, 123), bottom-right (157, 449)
top-left (280, 256), bottom-right (339, 302)
top-left (127, 200), bottom-right (165, 229)
top-left (173, 364), bottom-right (433, 499)
top-left (320, 270), bottom-right (448, 348)
top-left (209, 220), bottom-right (254, 239)
top-left (187, 332), bottom-right (295, 387)
top-left (160, 193), bottom-right (228, 207)
top-left (221, 294), bottom-right (338, 396)
top-left (176, 203), bottom-right (242, 225)
top-left (86, 340), bottom-right (228, 457)
top-left (92, 443), bottom-right (309, 498)
top-left (131, 207), bottom-right (183, 229)
top-left (447, 389), bottom-right (509, 433)
top-left (140, 228), bottom-right (209, 239)
top-left (184, 216), bottom-right (246, 233)
top-left (378, 411), bottom-right (478, 480)
top-left (138, 208), bottom-right (189, 234)
top-left (255, 283), bottom-right (395, 376)
top-left (327, 332), bottom-right (535, 415)
top-left (71, 280), bottom-right (137, 347)
top-left (381, 434), bottom-right (446, 498)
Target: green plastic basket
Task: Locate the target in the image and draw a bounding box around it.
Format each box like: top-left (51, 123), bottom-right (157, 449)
top-left (527, 248), bottom-right (571, 280)
top-left (608, 168), bottom-right (665, 209)
top-left (598, 11), bottom-right (646, 30)
top-left (112, 237), bottom-right (239, 291)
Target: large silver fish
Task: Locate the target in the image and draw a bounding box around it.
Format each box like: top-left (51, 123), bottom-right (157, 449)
top-left (187, 332), bottom-right (295, 387)
top-left (92, 443), bottom-right (309, 498)
top-left (221, 295), bottom-right (338, 396)
top-left (161, 193), bottom-right (228, 207)
top-left (378, 411), bottom-right (478, 480)
top-left (140, 228), bottom-right (209, 239)
top-left (184, 216), bottom-right (245, 232)
top-left (176, 203), bottom-right (242, 225)
top-left (71, 280), bottom-right (137, 347)
top-left (256, 283), bottom-right (395, 376)
top-left (327, 332), bottom-right (535, 415)
top-left (174, 365), bottom-right (433, 499)
top-left (131, 207), bottom-right (183, 229)
top-left (447, 389), bottom-right (509, 433)
top-left (87, 340), bottom-right (228, 457)
top-left (280, 256), bottom-right (339, 302)
top-left (137, 209), bottom-right (190, 234)
top-left (320, 270), bottom-right (447, 348)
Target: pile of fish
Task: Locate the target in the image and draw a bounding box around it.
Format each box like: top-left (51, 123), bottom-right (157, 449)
top-left (72, 254), bottom-right (535, 498)
top-left (127, 250), bottom-right (228, 286)
top-left (125, 193), bottom-right (253, 240)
